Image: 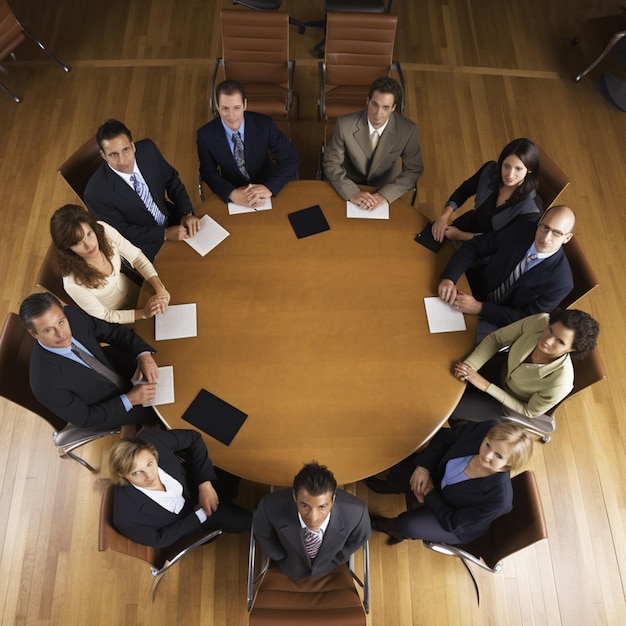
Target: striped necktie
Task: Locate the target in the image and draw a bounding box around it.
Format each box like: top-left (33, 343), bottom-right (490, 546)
top-left (487, 253), bottom-right (538, 303)
top-left (70, 342), bottom-right (127, 390)
top-left (130, 173), bottom-right (167, 226)
top-left (303, 527), bottom-right (322, 560)
top-left (232, 132), bottom-right (250, 180)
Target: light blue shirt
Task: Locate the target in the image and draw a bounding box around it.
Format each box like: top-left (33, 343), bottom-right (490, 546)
top-left (440, 455), bottom-right (474, 489)
top-left (523, 242), bottom-right (557, 272)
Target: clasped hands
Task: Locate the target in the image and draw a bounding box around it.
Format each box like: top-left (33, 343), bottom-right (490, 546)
top-left (453, 361), bottom-right (490, 391)
top-left (349, 191), bottom-right (386, 211)
top-left (409, 466), bottom-right (434, 503)
top-left (437, 279), bottom-right (483, 314)
top-left (230, 183), bottom-right (271, 208)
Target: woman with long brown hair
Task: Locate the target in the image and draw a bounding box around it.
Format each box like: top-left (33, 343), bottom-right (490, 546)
top-left (50, 204), bottom-right (170, 323)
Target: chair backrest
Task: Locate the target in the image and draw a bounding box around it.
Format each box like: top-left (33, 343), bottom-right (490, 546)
top-left (0, 312), bottom-right (66, 431)
top-left (559, 235), bottom-right (599, 309)
top-left (57, 136), bottom-right (102, 201)
top-left (219, 9), bottom-right (291, 118)
top-left (35, 244), bottom-right (78, 307)
top-left (0, 0), bottom-right (25, 61)
top-left (463, 471), bottom-right (547, 569)
top-left (537, 146), bottom-right (570, 209)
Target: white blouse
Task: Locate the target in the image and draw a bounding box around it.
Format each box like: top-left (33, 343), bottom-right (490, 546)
top-left (63, 221), bottom-right (158, 324)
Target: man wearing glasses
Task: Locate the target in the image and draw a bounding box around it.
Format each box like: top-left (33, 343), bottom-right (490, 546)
top-left (438, 205), bottom-right (575, 341)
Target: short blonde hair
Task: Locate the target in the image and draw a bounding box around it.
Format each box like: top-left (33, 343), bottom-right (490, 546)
top-left (486, 422), bottom-right (533, 471)
top-left (109, 437), bottom-right (159, 485)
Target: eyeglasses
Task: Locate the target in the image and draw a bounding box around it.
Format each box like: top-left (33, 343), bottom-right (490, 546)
top-left (537, 223), bottom-right (570, 238)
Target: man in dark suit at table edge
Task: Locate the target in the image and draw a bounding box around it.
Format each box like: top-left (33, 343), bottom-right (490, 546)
top-left (196, 79), bottom-right (300, 209)
top-left (20, 292), bottom-right (160, 430)
top-left (84, 118), bottom-right (199, 262)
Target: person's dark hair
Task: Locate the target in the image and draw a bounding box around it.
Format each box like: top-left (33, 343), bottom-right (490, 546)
top-left (50, 204), bottom-right (114, 289)
top-left (495, 138), bottom-right (540, 204)
top-left (109, 437), bottom-right (160, 486)
top-left (293, 461), bottom-right (337, 496)
top-left (18, 292), bottom-right (63, 331)
top-left (215, 79), bottom-right (246, 105)
top-left (96, 119), bottom-right (133, 149)
top-left (368, 76), bottom-right (402, 109)
top-left (549, 308), bottom-right (600, 360)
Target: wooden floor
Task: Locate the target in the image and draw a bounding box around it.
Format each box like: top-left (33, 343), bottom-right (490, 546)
top-left (1, 1), bottom-right (625, 624)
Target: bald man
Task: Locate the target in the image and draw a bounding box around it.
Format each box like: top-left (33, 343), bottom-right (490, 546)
top-left (438, 205), bottom-right (575, 340)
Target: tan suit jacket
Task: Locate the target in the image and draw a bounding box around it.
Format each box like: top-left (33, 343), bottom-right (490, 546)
top-left (323, 110), bottom-right (423, 203)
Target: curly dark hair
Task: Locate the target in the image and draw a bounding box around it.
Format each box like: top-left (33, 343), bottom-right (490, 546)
top-left (293, 461), bottom-right (337, 496)
top-left (494, 137), bottom-right (540, 205)
top-left (549, 308), bottom-right (600, 360)
top-left (50, 204), bottom-right (114, 289)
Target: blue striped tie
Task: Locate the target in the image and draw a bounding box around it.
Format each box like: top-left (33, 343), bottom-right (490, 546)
top-left (130, 173), bottom-right (167, 226)
top-left (488, 253), bottom-right (538, 302)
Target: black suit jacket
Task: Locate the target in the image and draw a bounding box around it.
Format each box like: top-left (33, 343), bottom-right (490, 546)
top-left (84, 139), bottom-right (194, 261)
top-left (253, 488), bottom-right (371, 580)
top-left (113, 428), bottom-right (219, 548)
top-left (414, 421), bottom-right (513, 543)
top-left (197, 111), bottom-right (300, 203)
top-left (29, 306), bottom-right (155, 429)
top-left (441, 220), bottom-right (573, 327)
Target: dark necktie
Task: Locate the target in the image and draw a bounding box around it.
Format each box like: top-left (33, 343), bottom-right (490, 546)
top-left (130, 173), bottom-right (167, 226)
top-left (232, 132), bottom-right (250, 180)
top-left (488, 253), bottom-right (539, 303)
top-left (303, 527), bottom-right (322, 560)
top-left (70, 342), bottom-right (127, 390)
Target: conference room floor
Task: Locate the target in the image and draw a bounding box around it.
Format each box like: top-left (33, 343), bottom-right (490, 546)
top-left (0, 1), bottom-right (624, 625)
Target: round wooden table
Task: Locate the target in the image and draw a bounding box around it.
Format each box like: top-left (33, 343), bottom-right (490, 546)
top-left (136, 180), bottom-right (475, 486)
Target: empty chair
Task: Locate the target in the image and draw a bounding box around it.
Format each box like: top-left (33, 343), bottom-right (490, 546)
top-left (0, 312), bottom-right (120, 472)
top-left (573, 9), bottom-right (626, 82)
top-left (536, 146), bottom-right (570, 209)
top-left (212, 9), bottom-right (296, 121)
top-left (99, 483), bottom-right (222, 601)
top-left (559, 236), bottom-right (599, 309)
top-left (0, 0), bottom-right (70, 103)
top-left (424, 470), bottom-right (548, 605)
top-left (247, 525), bottom-right (369, 624)
top-left (318, 11), bottom-right (403, 121)
top-left (57, 136), bottom-right (102, 201)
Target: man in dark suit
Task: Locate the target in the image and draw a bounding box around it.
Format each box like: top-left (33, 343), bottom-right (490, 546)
top-left (111, 428), bottom-right (251, 548)
top-left (20, 292), bottom-right (159, 430)
top-left (252, 462), bottom-right (371, 580)
top-left (197, 79), bottom-right (300, 208)
top-left (323, 76), bottom-right (424, 210)
top-left (438, 205), bottom-right (575, 340)
top-left (84, 119), bottom-right (199, 261)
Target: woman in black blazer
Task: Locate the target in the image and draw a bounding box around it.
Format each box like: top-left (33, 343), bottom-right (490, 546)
top-left (110, 428), bottom-right (251, 548)
top-left (365, 420), bottom-right (532, 544)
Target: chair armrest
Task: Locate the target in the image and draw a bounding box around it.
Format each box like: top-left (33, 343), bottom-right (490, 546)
top-left (150, 529), bottom-right (222, 577)
top-left (318, 62), bottom-right (326, 121)
top-left (210, 58), bottom-right (224, 115)
top-left (423, 540), bottom-right (502, 574)
top-left (391, 61), bottom-right (406, 114)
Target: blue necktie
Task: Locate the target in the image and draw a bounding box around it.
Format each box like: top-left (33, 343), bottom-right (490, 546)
top-left (232, 132), bottom-right (250, 180)
top-left (130, 173), bottom-right (167, 226)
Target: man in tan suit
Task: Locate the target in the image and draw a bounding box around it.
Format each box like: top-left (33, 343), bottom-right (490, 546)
top-left (323, 76), bottom-right (424, 210)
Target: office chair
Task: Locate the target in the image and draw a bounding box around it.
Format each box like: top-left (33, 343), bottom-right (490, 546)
top-left (99, 483), bottom-right (223, 601)
top-left (424, 470), bottom-right (548, 605)
top-left (57, 136), bottom-right (102, 202)
top-left (0, 0), bottom-right (70, 102)
top-left (247, 525), bottom-right (370, 624)
top-left (0, 312), bottom-right (121, 473)
top-left (536, 145), bottom-right (570, 209)
top-left (559, 236), bottom-right (599, 309)
top-left (231, 0), bottom-right (325, 35)
top-left (34, 244), bottom-right (78, 308)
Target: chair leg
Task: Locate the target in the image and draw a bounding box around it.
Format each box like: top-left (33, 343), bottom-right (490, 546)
top-left (574, 32), bottom-right (626, 82)
top-left (458, 558), bottom-right (481, 606)
top-left (0, 80), bottom-right (20, 103)
top-left (62, 448), bottom-right (99, 473)
top-left (22, 25), bottom-right (71, 73)
top-left (148, 570), bottom-right (166, 602)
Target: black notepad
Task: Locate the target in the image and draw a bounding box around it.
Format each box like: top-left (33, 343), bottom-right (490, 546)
top-left (182, 389), bottom-right (248, 446)
top-left (414, 223), bottom-right (444, 253)
top-left (287, 205), bottom-right (330, 239)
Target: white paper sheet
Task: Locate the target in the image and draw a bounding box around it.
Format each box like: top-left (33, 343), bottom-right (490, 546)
top-left (228, 197), bottom-right (272, 214)
top-left (184, 214), bottom-right (230, 256)
top-left (143, 365), bottom-right (175, 406)
top-left (347, 200), bottom-right (389, 220)
top-left (424, 297), bottom-right (467, 333)
top-left (155, 303), bottom-right (197, 341)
